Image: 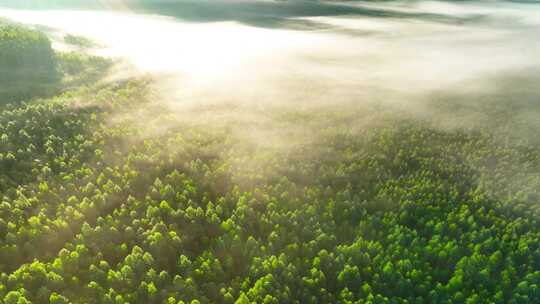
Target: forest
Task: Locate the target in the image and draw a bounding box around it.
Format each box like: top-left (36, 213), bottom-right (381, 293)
top-left (1, 3), bottom-right (540, 304)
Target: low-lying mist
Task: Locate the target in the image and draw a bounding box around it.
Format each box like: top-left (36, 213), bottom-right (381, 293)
top-left (1, 0), bottom-right (539, 138)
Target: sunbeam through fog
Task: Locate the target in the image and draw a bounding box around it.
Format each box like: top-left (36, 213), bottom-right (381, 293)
top-left (1, 0), bottom-right (540, 143)
top-left (1, 0), bottom-right (539, 111)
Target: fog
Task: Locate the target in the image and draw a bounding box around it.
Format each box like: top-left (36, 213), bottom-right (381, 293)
top-left (1, 0), bottom-right (540, 132)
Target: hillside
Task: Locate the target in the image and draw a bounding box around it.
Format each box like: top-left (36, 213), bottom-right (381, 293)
top-left (0, 21), bottom-right (58, 102)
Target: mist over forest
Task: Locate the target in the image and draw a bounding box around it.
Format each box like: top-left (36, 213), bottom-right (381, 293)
top-left (1, 1), bottom-right (540, 303)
